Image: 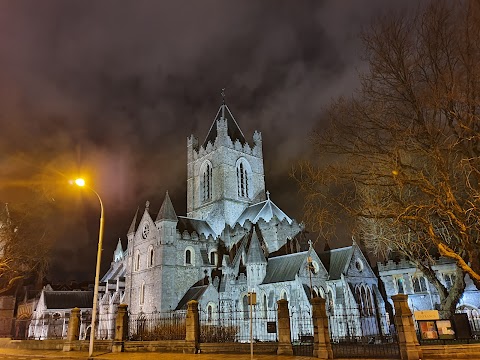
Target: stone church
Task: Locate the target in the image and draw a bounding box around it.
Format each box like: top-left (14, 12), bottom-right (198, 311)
top-left (98, 100), bottom-right (386, 339)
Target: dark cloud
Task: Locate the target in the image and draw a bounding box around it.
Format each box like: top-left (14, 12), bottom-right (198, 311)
top-left (0, 0), bottom-right (418, 282)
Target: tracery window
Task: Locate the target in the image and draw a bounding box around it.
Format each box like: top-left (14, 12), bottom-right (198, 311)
top-left (236, 158), bottom-right (251, 198)
top-left (444, 273), bottom-right (455, 290)
top-left (413, 276), bottom-right (428, 292)
top-left (200, 162), bottom-right (213, 202)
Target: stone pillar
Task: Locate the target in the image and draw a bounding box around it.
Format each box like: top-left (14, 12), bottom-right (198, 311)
top-left (276, 299), bottom-right (293, 355)
top-left (185, 300), bottom-right (199, 354)
top-left (392, 294), bottom-right (422, 360)
top-left (112, 304), bottom-right (129, 353)
top-left (63, 307), bottom-right (80, 351)
top-left (311, 297), bottom-right (333, 359)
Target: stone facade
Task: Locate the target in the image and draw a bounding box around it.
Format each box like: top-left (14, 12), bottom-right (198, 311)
top-left (378, 257), bottom-right (480, 315)
top-left (98, 101), bottom-right (385, 340)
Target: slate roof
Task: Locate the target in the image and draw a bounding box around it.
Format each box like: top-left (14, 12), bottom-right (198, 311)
top-left (319, 246), bottom-right (354, 280)
top-left (156, 191), bottom-right (177, 221)
top-left (177, 216), bottom-right (215, 238)
top-left (236, 199), bottom-right (292, 226)
top-left (203, 103), bottom-right (246, 147)
top-left (101, 261), bottom-right (125, 282)
top-left (175, 285), bottom-right (208, 310)
top-left (44, 291), bottom-right (93, 309)
top-left (262, 251), bottom-right (308, 284)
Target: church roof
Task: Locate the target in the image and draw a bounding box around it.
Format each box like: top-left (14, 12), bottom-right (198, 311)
top-left (156, 191), bottom-right (177, 221)
top-left (174, 285), bottom-right (208, 310)
top-left (101, 260), bottom-right (125, 282)
top-left (203, 103), bottom-right (246, 147)
top-left (319, 246), bottom-right (354, 280)
top-left (177, 216), bottom-right (215, 238)
top-left (246, 230), bottom-right (267, 264)
top-left (44, 291), bottom-right (93, 309)
top-left (236, 197), bottom-right (292, 226)
top-left (262, 251), bottom-right (308, 284)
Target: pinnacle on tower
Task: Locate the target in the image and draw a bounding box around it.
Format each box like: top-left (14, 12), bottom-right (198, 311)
top-left (127, 207), bottom-right (139, 235)
top-left (246, 229), bottom-right (267, 264)
top-left (156, 191), bottom-right (177, 221)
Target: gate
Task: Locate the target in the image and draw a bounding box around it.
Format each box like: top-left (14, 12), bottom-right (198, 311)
top-left (329, 310), bottom-right (400, 359)
top-left (291, 308), bottom-right (314, 357)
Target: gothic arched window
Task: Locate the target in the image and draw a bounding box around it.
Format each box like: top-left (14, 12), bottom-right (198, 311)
top-left (140, 282), bottom-right (145, 305)
top-left (148, 246), bottom-right (154, 268)
top-left (135, 250), bottom-right (140, 271)
top-left (236, 158), bottom-right (251, 198)
top-left (200, 161), bottom-right (213, 202)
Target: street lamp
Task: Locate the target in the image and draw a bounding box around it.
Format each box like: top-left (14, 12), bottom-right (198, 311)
top-left (73, 178), bottom-right (104, 357)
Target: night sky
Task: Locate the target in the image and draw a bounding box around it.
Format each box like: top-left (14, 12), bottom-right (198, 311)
top-left (0, 1), bottom-right (418, 283)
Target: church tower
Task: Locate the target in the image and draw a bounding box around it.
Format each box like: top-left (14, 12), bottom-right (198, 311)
top-left (187, 98), bottom-right (265, 236)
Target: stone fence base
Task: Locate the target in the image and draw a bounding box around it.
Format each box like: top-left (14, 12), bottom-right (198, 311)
top-left (198, 342), bottom-right (278, 354)
top-left (421, 344), bottom-right (480, 359)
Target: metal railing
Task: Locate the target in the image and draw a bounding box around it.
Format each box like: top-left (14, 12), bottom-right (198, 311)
top-left (128, 311), bottom-right (186, 341)
top-left (199, 307), bottom-right (277, 343)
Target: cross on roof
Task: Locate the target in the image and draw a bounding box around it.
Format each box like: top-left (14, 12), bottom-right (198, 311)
top-left (308, 239), bottom-right (313, 248)
top-left (266, 190), bottom-right (270, 200)
top-left (221, 88), bottom-right (226, 104)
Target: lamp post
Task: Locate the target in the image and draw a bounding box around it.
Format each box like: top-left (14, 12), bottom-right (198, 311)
top-left (74, 178), bottom-right (104, 357)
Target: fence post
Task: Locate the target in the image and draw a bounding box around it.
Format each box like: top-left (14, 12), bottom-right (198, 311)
top-left (276, 299), bottom-right (293, 355)
top-left (392, 294), bottom-right (422, 360)
top-left (311, 297), bottom-right (333, 359)
top-left (63, 307), bottom-right (80, 351)
top-left (112, 304), bottom-right (129, 353)
top-left (185, 300), bottom-right (199, 353)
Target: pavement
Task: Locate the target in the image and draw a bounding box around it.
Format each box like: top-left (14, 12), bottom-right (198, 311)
top-left (0, 348), bottom-right (318, 360)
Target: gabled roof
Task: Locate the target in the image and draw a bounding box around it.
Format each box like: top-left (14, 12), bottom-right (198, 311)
top-left (203, 103), bottom-right (246, 147)
top-left (127, 207), bottom-right (139, 234)
top-left (177, 216), bottom-right (215, 238)
top-left (246, 231), bottom-right (267, 264)
top-left (174, 285), bottom-right (208, 310)
top-left (156, 191), bottom-right (177, 221)
top-left (44, 291), bottom-right (93, 310)
top-left (236, 198), bottom-right (292, 226)
top-left (262, 251), bottom-right (308, 284)
top-left (319, 246), bottom-right (354, 280)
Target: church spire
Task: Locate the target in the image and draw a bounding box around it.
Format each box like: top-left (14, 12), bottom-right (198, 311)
top-left (156, 191), bottom-right (177, 221)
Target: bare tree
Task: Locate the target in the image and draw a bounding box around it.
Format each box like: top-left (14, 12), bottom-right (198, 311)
top-left (294, 0), bottom-right (480, 315)
top-left (0, 193), bottom-right (56, 294)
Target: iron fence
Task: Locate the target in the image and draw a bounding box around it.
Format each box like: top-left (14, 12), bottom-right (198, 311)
top-left (329, 308), bottom-right (399, 359)
top-left (290, 308), bottom-right (314, 356)
top-left (128, 311), bottom-right (186, 341)
top-left (28, 313), bottom-right (70, 340)
top-left (199, 306), bottom-right (277, 343)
